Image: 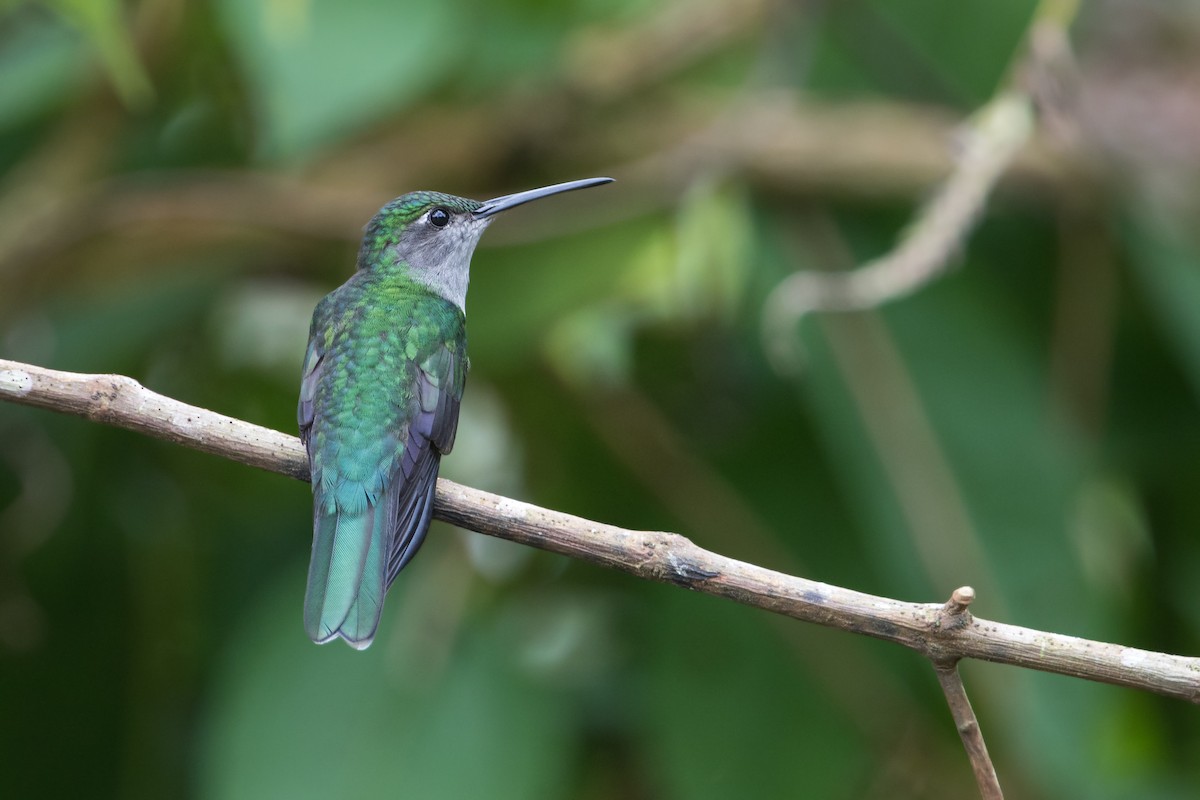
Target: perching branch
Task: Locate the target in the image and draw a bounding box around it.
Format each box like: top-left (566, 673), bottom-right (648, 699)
top-left (1, 357), bottom-right (1197, 705)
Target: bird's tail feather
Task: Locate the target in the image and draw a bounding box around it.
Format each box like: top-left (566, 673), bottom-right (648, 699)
top-left (303, 497), bottom-right (386, 648)
top-left (303, 451), bottom-right (440, 649)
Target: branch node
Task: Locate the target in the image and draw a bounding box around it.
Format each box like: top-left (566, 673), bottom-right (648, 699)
top-left (637, 532), bottom-right (721, 586)
top-left (928, 586), bottom-right (976, 643)
top-left (945, 585), bottom-right (976, 616)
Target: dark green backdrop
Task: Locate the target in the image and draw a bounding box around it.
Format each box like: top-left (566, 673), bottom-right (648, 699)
top-left (1, 0), bottom-right (1198, 797)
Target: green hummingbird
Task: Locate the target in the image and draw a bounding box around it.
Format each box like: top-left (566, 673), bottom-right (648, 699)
top-left (298, 176), bottom-right (613, 649)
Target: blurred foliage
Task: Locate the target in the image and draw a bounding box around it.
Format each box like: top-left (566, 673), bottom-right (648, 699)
top-left (1, 0), bottom-right (1199, 798)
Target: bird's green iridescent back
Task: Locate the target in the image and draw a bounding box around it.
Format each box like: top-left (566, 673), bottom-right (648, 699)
top-left (308, 274), bottom-right (464, 506)
top-left (299, 263), bottom-right (467, 648)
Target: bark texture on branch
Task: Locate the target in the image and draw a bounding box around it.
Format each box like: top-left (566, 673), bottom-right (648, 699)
top-left (1, 357), bottom-right (1198, 704)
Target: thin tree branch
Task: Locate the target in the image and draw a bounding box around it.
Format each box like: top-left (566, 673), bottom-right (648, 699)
top-left (763, 90), bottom-right (1033, 318)
top-left (933, 588), bottom-right (1004, 800)
top-left (1, 357), bottom-right (1198, 704)
top-left (761, 0), bottom-right (1083, 372)
top-left (936, 665), bottom-right (1003, 798)
top-left (760, 88), bottom-right (1037, 374)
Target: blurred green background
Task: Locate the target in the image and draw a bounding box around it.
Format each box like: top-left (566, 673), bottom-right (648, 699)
top-left (2, 0), bottom-right (1199, 797)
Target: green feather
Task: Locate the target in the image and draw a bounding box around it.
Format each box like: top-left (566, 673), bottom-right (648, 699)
top-left (299, 264), bottom-right (466, 650)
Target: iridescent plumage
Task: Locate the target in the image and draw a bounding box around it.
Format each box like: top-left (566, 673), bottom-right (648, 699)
top-left (299, 178), bottom-right (612, 649)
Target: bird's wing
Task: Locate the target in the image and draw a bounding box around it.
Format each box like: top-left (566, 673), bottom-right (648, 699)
top-left (383, 336), bottom-right (467, 587)
top-left (298, 296), bottom-right (334, 446)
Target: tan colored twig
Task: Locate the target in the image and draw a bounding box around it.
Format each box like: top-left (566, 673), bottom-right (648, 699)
top-left (761, 91), bottom-right (1034, 371)
top-left (2, 357), bottom-right (1198, 705)
top-left (933, 588), bottom-right (1004, 799)
top-left (761, 0), bottom-right (1083, 372)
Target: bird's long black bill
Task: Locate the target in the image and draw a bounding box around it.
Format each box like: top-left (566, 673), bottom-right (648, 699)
top-left (474, 177), bottom-right (614, 218)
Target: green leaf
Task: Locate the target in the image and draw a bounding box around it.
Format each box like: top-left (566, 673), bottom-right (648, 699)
top-left (46, 0), bottom-right (153, 107)
top-left (638, 592), bottom-right (864, 799)
top-left (199, 565), bottom-right (575, 800)
top-left (0, 9), bottom-right (84, 127)
top-left (213, 0), bottom-right (464, 159)
top-left (1122, 213), bottom-right (1200, 400)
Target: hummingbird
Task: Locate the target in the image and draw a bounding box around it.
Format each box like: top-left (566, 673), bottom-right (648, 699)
top-left (298, 176), bottom-right (613, 649)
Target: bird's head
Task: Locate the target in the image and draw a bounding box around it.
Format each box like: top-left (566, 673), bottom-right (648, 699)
top-left (357, 177), bottom-right (613, 310)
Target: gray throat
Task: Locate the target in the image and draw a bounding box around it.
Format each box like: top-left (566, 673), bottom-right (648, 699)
top-left (393, 217), bottom-right (492, 311)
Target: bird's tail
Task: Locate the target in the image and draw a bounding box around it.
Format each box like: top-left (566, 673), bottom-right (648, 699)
top-left (303, 499), bottom-right (387, 650)
top-left (303, 450), bottom-right (440, 649)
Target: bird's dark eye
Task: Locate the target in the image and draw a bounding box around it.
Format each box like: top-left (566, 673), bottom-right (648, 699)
top-left (429, 208), bottom-right (451, 228)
